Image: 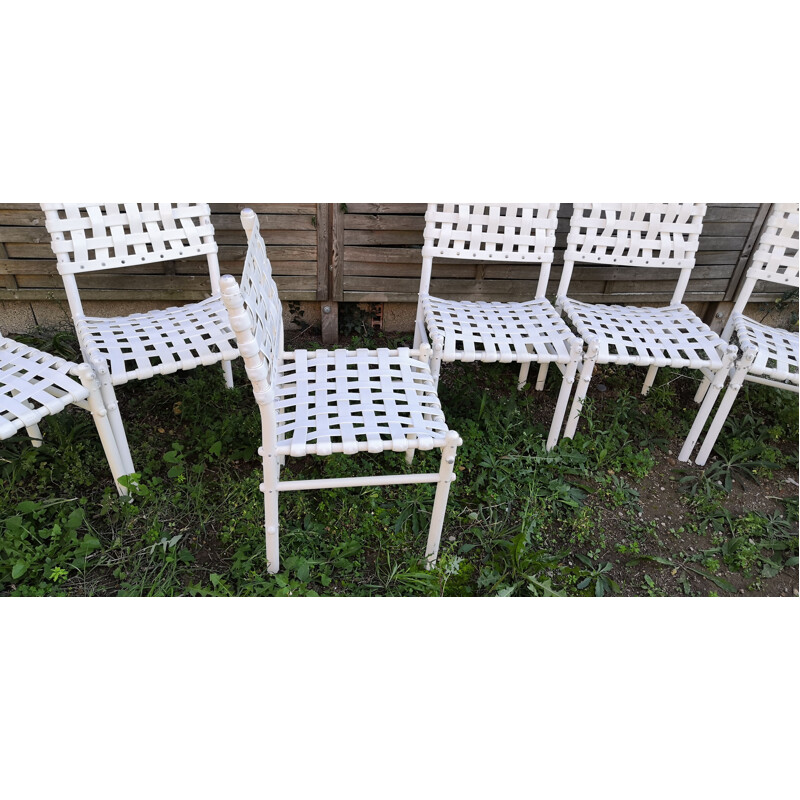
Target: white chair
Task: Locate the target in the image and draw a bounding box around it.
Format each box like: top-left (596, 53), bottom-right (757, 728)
top-left (683, 203), bottom-right (799, 466)
top-left (1, 333), bottom-right (128, 494)
top-left (413, 204), bottom-right (582, 450)
top-left (556, 203), bottom-right (738, 455)
top-left (221, 209), bottom-right (462, 574)
top-left (40, 203), bottom-right (239, 476)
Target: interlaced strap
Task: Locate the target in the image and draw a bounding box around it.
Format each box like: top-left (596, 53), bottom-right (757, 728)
top-left (41, 203), bottom-right (217, 274)
top-left (747, 203), bottom-right (799, 288)
top-left (79, 296), bottom-right (238, 383)
top-left (733, 314), bottom-right (799, 384)
top-left (566, 203), bottom-right (706, 267)
top-left (422, 204), bottom-right (558, 263)
top-left (423, 297), bottom-right (574, 363)
top-left (561, 299), bottom-right (726, 368)
top-left (239, 212), bottom-right (283, 388)
top-left (273, 348), bottom-right (449, 457)
top-left (1, 336), bottom-right (88, 438)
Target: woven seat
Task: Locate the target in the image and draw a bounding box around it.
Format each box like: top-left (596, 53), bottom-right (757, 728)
top-left (1, 334), bottom-right (128, 492)
top-left (684, 204), bottom-right (799, 465)
top-left (414, 204), bottom-right (581, 450)
top-left (556, 204), bottom-right (737, 456)
top-left (274, 348), bottom-right (449, 458)
top-left (423, 297), bottom-right (575, 364)
top-left (41, 203), bottom-right (238, 477)
top-left (560, 300), bottom-right (727, 370)
top-left (221, 209), bottom-right (462, 574)
top-left (78, 295), bottom-right (237, 384)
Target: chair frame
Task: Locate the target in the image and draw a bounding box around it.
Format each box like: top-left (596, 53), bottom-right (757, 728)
top-left (555, 203), bottom-right (738, 453)
top-left (40, 203), bottom-right (238, 476)
top-left (221, 209), bottom-right (462, 574)
top-left (1, 333), bottom-right (128, 494)
top-left (681, 203), bottom-right (799, 465)
top-left (413, 203), bottom-right (582, 450)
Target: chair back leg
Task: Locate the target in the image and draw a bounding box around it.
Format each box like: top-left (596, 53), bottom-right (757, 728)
top-left (642, 365), bottom-right (659, 395)
top-left (221, 360), bottom-right (234, 389)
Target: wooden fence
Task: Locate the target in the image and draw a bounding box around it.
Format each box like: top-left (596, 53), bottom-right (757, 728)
top-left (0, 202), bottom-right (781, 341)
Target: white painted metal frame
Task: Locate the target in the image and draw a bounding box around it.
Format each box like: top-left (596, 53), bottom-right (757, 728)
top-left (222, 209), bottom-right (462, 574)
top-left (682, 203), bottom-right (799, 465)
top-left (1, 333), bottom-right (128, 494)
top-left (413, 203), bottom-right (581, 450)
top-left (40, 203), bottom-right (239, 477)
top-left (556, 204), bottom-right (738, 455)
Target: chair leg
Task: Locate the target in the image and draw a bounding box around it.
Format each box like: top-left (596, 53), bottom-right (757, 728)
top-left (642, 365), bottom-right (659, 395)
top-left (425, 431), bottom-right (461, 569)
top-left (76, 364), bottom-right (130, 496)
top-left (691, 363), bottom-right (752, 467)
top-left (221, 359), bottom-right (234, 389)
top-left (535, 362), bottom-right (550, 391)
top-left (547, 358), bottom-right (580, 451)
top-left (91, 356), bottom-right (136, 476)
top-left (430, 335), bottom-right (444, 389)
top-left (262, 451), bottom-right (281, 574)
top-left (694, 375), bottom-right (712, 404)
top-left (24, 423), bottom-right (43, 447)
top-left (517, 360), bottom-right (531, 390)
top-left (679, 347), bottom-right (745, 464)
top-left (564, 340), bottom-right (599, 439)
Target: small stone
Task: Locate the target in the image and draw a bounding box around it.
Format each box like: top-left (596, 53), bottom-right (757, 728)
top-left (448, 536), bottom-right (456, 542)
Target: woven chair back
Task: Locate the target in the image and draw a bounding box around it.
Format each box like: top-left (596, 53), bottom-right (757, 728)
top-left (746, 203), bottom-right (799, 290)
top-left (239, 212), bottom-right (284, 390)
top-left (422, 204), bottom-right (559, 263)
top-left (41, 203), bottom-right (217, 275)
top-left (566, 203), bottom-right (706, 268)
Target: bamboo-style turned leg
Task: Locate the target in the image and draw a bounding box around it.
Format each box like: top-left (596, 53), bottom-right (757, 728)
top-left (76, 364), bottom-right (129, 496)
top-left (425, 431), bottom-right (461, 569)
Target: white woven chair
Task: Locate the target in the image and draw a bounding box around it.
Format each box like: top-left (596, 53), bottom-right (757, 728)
top-left (556, 204), bottom-right (738, 454)
top-left (682, 203), bottom-right (799, 466)
top-left (221, 209), bottom-right (462, 574)
top-left (40, 203), bottom-right (239, 476)
top-left (1, 333), bottom-right (128, 494)
top-left (413, 204), bottom-right (581, 450)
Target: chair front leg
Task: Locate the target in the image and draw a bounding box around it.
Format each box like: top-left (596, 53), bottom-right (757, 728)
top-left (564, 338), bottom-right (599, 439)
top-left (76, 364), bottom-right (129, 496)
top-left (547, 339), bottom-right (583, 450)
top-left (690, 353), bottom-right (755, 466)
top-left (90, 354), bottom-right (135, 476)
top-left (425, 430), bottom-right (461, 569)
top-left (678, 346), bottom-right (743, 464)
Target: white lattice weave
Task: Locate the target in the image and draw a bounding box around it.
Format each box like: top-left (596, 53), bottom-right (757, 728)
top-left (423, 297), bottom-right (574, 364)
top-left (274, 348), bottom-right (449, 458)
top-left (238, 211), bottom-right (283, 386)
top-left (0, 336), bottom-right (88, 439)
top-left (561, 299), bottom-right (728, 369)
top-left (422, 204), bottom-right (559, 262)
top-left (76, 296), bottom-right (238, 384)
top-left (566, 203), bottom-right (706, 267)
top-left (41, 203), bottom-right (217, 274)
top-left (732, 315), bottom-right (799, 385)
top-left (747, 203), bottom-right (799, 288)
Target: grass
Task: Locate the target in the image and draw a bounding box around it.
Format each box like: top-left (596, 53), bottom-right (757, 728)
top-left (1, 327), bottom-right (798, 597)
